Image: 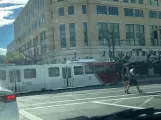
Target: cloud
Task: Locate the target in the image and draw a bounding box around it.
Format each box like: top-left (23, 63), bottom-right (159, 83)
top-left (0, 0), bottom-right (29, 5)
top-left (0, 48), bottom-right (7, 55)
top-left (0, 4), bottom-right (24, 10)
top-left (0, 19), bottom-right (14, 27)
top-left (0, 0), bottom-right (28, 27)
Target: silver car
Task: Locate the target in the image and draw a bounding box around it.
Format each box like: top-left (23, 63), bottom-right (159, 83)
top-left (0, 87), bottom-right (19, 120)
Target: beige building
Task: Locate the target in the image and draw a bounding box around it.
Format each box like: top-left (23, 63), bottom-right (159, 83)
top-left (9, 0), bottom-right (161, 64)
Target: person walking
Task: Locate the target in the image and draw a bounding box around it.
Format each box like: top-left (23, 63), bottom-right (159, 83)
top-left (128, 65), bottom-right (142, 93)
top-left (122, 67), bottom-right (130, 94)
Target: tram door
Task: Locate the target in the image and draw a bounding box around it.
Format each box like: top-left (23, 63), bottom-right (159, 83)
top-left (62, 67), bottom-right (73, 88)
top-left (8, 69), bottom-right (22, 93)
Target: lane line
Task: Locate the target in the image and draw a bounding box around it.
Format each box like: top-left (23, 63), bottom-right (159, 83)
top-left (92, 101), bottom-right (144, 109)
top-left (19, 109), bottom-right (43, 120)
top-left (139, 96), bottom-right (154, 107)
top-left (19, 90), bottom-right (161, 107)
top-left (17, 85), bottom-right (161, 99)
top-left (113, 99), bottom-right (125, 104)
top-left (24, 102), bottom-right (88, 110)
top-left (97, 95), bottom-right (159, 102)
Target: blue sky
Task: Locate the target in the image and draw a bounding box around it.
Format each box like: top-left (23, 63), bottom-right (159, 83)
top-left (0, 0), bottom-right (28, 55)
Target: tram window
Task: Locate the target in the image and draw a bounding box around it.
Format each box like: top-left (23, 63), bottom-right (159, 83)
top-left (0, 70), bottom-right (6, 80)
top-left (95, 65), bottom-right (104, 73)
top-left (68, 68), bottom-right (72, 78)
top-left (15, 70), bottom-right (21, 82)
top-left (9, 71), bottom-right (14, 83)
top-left (24, 69), bottom-right (36, 79)
top-left (74, 66), bottom-right (84, 75)
top-left (85, 66), bottom-right (94, 74)
top-left (48, 67), bottom-right (60, 77)
top-left (62, 68), bottom-right (66, 79)
top-left (106, 65), bottom-right (113, 73)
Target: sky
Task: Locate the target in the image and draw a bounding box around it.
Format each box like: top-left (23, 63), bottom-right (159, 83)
top-left (0, 0), bottom-right (29, 55)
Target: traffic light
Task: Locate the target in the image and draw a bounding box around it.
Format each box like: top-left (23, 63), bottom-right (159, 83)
top-left (153, 30), bottom-right (158, 39)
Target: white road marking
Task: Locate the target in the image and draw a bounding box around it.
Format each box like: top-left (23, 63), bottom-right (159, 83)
top-left (97, 94), bottom-right (159, 102)
top-left (20, 109), bottom-right (43, 120)
top-left (139, 96), bottom-right (154, 107)
top-left (19, 90), bottom-right (161, 107)
top-left (24, 102), bottom-right (88, 110)
top-left (92, 101), bottom-right (144, 109)
top-left (113, 99), bottom-right (125, 104)
top-left (17, 85), bottom-right (161, 100)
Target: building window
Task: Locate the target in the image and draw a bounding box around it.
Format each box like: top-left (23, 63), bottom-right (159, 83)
top-left (126, 24), bottom-right (135, 46)
top-left (59, 7), bottom-right (64, 16)
top-left (147, 0), bottom-right (152, 5)
top-left (109, 23), bottom-right (120, 46)
top-left (96, 5), bottom-right (107, 15)
top-left (138, 0), bottom-right (143, 4)
top-left (69, 23), bottom-right (76, 47)
top-left (97, 22), bottom-right (108, 46)
top-left (124, 8), bottom-right (133, 17)
top-left (131, 0), bottom-right (136, 3)
top-left (135, 25), bottom-right (145, 46)
top-left (82, 5), bottom-right (87, 14)
top-left (39, 15), bottom-right (45, 26)
top-left (123, 0), bottom-right (128, 3)
top-left (83, 22), bottom-right (88, 46)
top-left (154, 0), bottom-right (158, 6)
top-left (108, 6), bottom-right (118, 15)
top-left (135, 9), bottom-right (144, 17)
top-left (68, 5), bottom-right (74, 15)
top-left (158, 11), bottom-right (161, 19)
top-left (40, 31), bottom-right (46, 53)
top-left (33, 36), bottom-right (39, 55)
top-left (60, 24), bottom-right (66, 48)
top-left (149, 10), bottom-right (157, 18)
top-left (150, 25), bottom-right (158, 46)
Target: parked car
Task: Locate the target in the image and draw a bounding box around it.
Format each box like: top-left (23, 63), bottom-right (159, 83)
top-left (0, 87), bottom-right (19, 120)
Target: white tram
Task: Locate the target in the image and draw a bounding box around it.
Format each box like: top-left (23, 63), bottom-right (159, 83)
top-left (0, 63), bottom-right (102, 93)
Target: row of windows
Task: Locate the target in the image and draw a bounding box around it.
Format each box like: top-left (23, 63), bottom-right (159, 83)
top-left (16, 15), bottom-right (45, 44)
top-left (113, 0), bottom-right (158, 6)
top-left (15, 0), bottom-right (45, 36)
top-left (97, 6), bottom-right (118, 15)
top-left (19, 30), bottom-right (46, 56)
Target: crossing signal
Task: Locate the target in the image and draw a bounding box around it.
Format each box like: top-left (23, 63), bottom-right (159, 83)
top-left (153, 30), bottom-right (158, 39)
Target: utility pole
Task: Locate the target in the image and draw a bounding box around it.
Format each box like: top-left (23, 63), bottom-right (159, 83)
top-left (107, 29), bottom-right (111, 61)
top-left (111, 31), bottom-right (115, 58)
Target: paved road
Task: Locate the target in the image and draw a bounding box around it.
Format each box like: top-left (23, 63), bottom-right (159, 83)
top-left (18, 84), bottom-right (161, 120)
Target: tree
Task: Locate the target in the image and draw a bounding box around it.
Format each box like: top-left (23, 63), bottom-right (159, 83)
top-left (5, 52), bottom-right (25, 65)
top-left (112, 51), bottom-right (131, 64)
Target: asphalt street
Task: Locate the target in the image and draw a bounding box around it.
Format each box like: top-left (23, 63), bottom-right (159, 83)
top-left (17, 84), bottom-right (161, 120)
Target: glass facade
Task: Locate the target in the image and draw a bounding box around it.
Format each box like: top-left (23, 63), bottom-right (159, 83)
top-left (150, 25), bottom-right (158, 46)
top-left (126, 24), bottom-right (135, 46)
top-left (60, 24), bottom-right (66, 48)
top-left (68, 6), bottom-right (74, 15)
top-left (82, 5), bottom-right (87, 14)
top-left (83, 22), bottom-right (88, 46)
top-left (135, 9), bottom-right (144, 17)
top-left (149, 10), bottom-right (157, 18)
top-left (97, 22), bottom-right (108, 46)
top-left (97, 6), bottom-right (107, 14)
top-left (69, 23), bottom-right (76, 47)
top-left (40, 31), bottom-right (46, 53)
top-left (108, 6), bottom-right (118, 15)
top-left (109, 23), bottom-right (120, 46)
top-left (135, 25), bottom-right (145, 46)
top-left (59, 7), bottom-right (64, 16)
top-left (124, 8), bottom-right (134, 17)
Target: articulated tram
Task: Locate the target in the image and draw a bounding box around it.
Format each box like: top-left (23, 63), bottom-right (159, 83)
top-left (0, 62), bottom-right (122, 93)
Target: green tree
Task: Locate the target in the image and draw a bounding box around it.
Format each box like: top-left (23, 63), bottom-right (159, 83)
top-left (5, 52), bottom-right (25, 65)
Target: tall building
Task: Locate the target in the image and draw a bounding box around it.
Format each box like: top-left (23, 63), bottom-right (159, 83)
top-left (9, 0), bottom-right (161, 64)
